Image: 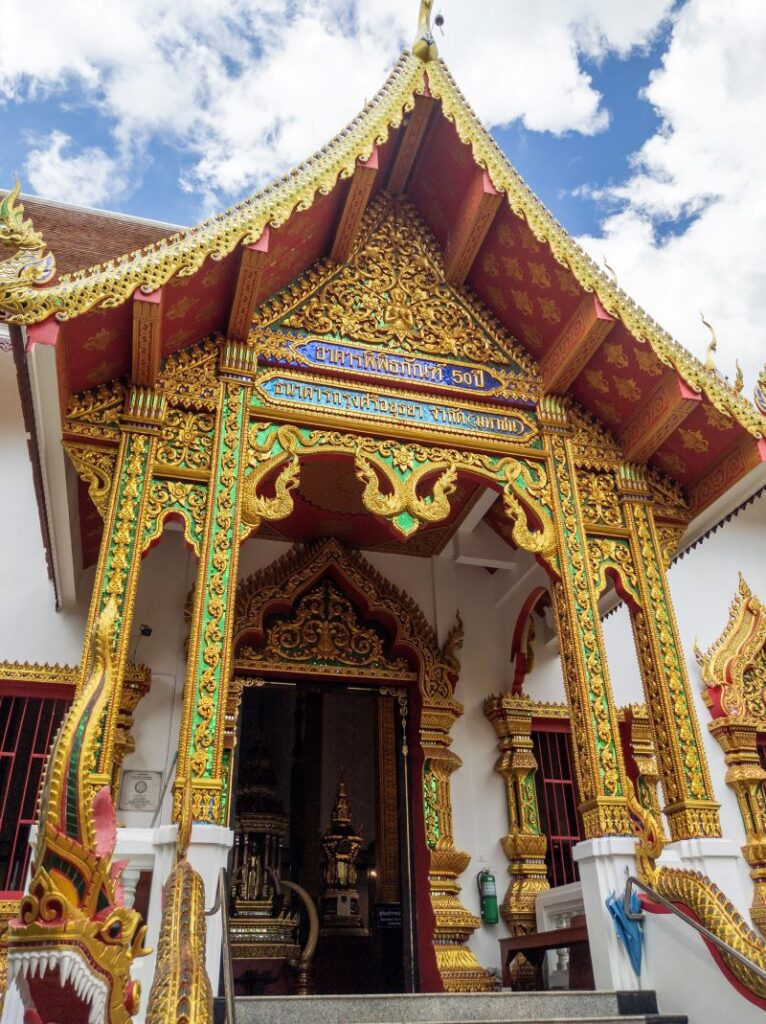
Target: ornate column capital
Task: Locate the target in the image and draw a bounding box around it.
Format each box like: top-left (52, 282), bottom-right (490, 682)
top-left (536, 394), bottom-right (570, 432)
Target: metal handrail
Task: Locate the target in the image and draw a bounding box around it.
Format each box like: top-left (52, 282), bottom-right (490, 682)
top-left (206, 866), bottom-right (237, 1023)
top-left (623, 875), bottom-right (766, 983)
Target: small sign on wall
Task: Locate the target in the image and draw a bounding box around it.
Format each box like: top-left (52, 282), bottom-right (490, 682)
top-left (119, 770), bottom-right (163, 812)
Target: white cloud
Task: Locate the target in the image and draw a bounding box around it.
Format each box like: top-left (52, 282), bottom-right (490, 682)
top-left (0, 0), bottom-right (673, 211)
top-left (577, 0), bottom-right (766, 390)
top-left (24, 131), bottom-right (128, 207)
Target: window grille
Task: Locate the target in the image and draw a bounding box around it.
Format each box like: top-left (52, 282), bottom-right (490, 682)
top-left (0, 693), bottom-right (70, 892)
top-left (532, 725), bottom-right (582, 889)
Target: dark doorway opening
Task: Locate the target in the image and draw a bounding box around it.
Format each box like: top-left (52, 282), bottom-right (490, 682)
top-left (228, 680), bottom-right (415, 996)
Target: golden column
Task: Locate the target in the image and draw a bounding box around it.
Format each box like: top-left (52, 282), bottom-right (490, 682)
top-left (484, 695), bottom-right (549, 983)
top-left (538, 397), bottom-right (630, 837)
top-left (77, 387), bottom-right (166, 800)
top-left (618, 465), bottom-right (721, 841)
top-left (177, 341), bottom-right (257, 824)
top-left (422, 699), bottom-right (493, 991)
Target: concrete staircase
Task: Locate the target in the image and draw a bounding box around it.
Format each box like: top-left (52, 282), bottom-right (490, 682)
top-left (214, 991), bottom-right (687, 1023)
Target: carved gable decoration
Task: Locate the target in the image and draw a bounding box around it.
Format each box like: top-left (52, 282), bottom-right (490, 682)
top-left (237, 576), bottom-right (411, 677)
top-left (253, 193), bottom-right (536, 388)
top-left (696, 575), bottom-right (766, 722)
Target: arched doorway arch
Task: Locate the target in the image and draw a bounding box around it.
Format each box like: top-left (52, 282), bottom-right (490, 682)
top-left (227, 538), bottom-right (493, 993)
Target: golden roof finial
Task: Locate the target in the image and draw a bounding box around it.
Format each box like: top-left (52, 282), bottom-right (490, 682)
top-left (733, 359), bottom-right (744, 395)
top-left (413, 0), bottom-right (439, 63)
top-left (700, 311), bottom-right (717, 372)
top-left (602, 255), bottom-right (618, 287)
top-left (755, 364), bottom-right (766, 416)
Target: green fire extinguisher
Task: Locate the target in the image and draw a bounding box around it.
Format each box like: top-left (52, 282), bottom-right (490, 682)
top-left (477, 868), bottom-right (499, 924)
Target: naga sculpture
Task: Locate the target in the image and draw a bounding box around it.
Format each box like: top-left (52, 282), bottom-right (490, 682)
top-left (354, 452), bottom-right (457, 534)
top-left (6, 598), bottom-right (150, 1024)
top-left (628, 782), bottom-right (766, 1000)
top-left (0, 179), bottom-right (56, 291)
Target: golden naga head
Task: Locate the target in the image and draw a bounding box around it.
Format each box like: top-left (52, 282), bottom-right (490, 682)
top-left (0, 178), bottom-right (56, 288)
top-left (413, 0), bottom-right (440, 63)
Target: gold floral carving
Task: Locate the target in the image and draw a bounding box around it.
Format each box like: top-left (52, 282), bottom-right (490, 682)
top-left (65, 380), bottom-right (125, 442)
top-left (64, 442), bottom-right (116, 519)
top-left (237, 577), bottom-right (410, 676)
top-left (696, 576), bottom-right (766, 932)
top-left (622, 704), bottom-right (666, 841)
top-left (156, 408), bottom-right (215, 471)
top-left (232, 539), bottom-right (492, 991)
top-left (577, 469), bottom-right (623, 528)
top-left (156, 337), bottom-right (220, 412)
top-left (256, 192), bottom-right (536, 382)
top-left (586, 536), bottom-right (640, 605)
top-left (618, 465), bottom-right (720, 841)
top-left (142, 478), bottom-right (208, 556)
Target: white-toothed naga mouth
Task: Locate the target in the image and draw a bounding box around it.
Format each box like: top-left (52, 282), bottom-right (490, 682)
top-left (8, 946), bottom-right (110, 1024)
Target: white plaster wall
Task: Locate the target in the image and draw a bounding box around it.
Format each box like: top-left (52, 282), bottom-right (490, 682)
top-left (0, 343), bottom-right (86, 664)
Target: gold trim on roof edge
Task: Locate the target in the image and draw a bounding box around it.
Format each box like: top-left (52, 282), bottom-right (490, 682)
top-left (1, 52), bottom-right (761, 438)
top-left (423, 61), bottom-right (764, 439)
top-left (0, 53), bottom-right (425, 325)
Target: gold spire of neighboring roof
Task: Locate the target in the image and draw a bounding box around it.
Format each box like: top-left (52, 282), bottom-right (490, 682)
top-left (0, 52), bottom-right (762, 438)
top-left (755, 365), bottom-right (766, 416)
top-left (413, 0), bottom-right (439, 63)
top-left (701, 311), bottom-right (717, 371)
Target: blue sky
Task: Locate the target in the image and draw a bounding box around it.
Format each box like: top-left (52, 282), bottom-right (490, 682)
top-left (1, 1), bottom-right (763, 384)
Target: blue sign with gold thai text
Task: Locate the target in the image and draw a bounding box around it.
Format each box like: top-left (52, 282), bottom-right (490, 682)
top-left (256, 332), bottom-right (534, 405)
top-left (256, 374), bottom-right (535, 442)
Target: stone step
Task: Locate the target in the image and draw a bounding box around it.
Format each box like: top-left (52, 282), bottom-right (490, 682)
top-left (214, 990), bottom-right (687, 1024)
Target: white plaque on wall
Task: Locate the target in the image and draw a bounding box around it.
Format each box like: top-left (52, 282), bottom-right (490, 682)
top-left (119, 770), bottom-right (163, 812)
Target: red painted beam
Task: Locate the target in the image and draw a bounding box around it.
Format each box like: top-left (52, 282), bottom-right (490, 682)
top-left (443, 171), bottom-right (503, 285)
top-left (387, 90), bottom-right (435, 195)
top-left (688, 435), bottom-right (766, 516)
top-left (131, 287), bottom-right (164, 388)
top-left (539, 294), bottom-right (615, 394)
top-left (330, 147), bottom-right (379, 263)
top-left (227, 230), bottom-right (271, 343)
top-left (619, 372), bottom-right (701, 463)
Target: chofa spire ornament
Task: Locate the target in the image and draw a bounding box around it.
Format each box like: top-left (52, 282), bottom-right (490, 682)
top-left (0, 178), bottom-right (56, 292)
top-left (413, 0), bottom-right (440, 62)
top-left (755, 364), bottom-right (766, 417)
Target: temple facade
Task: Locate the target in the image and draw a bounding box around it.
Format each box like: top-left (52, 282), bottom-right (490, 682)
top-left (1, 16), bottom-right (766, 1024)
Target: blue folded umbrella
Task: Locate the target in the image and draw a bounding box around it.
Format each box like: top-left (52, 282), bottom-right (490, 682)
top-left (605, 890), bottom-right (644, 976)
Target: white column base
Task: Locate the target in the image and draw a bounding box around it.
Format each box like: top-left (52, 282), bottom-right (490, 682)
top-left (572, 836), bottom-right (649, 992)
top-left (187, 824), bottom-right (234, 995)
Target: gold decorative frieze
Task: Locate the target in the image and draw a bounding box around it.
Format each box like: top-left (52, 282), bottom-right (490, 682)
top-left (237, 577), bottom-right (410, 676)
top-left (255, 192), bottom-right (537, 388)
top-left (0, 661), bottom-right (77, 686)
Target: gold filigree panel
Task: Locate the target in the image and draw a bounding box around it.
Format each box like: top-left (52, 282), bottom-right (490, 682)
top-left (254, 192), bottom-right (537, 390)
top-left (237, 577), bottom-right (410, 675)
